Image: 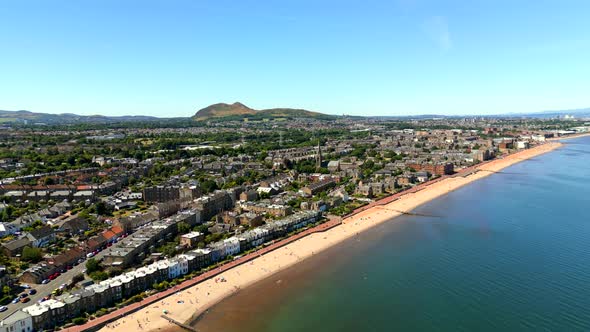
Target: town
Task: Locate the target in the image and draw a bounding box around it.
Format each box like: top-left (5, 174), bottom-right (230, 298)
top-left (0, 115), bottom-right (587, 331)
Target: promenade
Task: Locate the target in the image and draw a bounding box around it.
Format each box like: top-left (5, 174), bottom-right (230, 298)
top-left (63, 216), bottom-right (341, 332)
top-left (65, 142), bottom-right (561, 332)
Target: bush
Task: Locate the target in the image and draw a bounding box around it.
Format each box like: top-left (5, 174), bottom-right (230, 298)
top-left (72, 317), bottom-right (87, 325)
top-left (0, 296), bottom-right (12, 305)
top-left (72, 273), bottom-right (85, 284)
top-left (89, 271), bottom-right (108, 281)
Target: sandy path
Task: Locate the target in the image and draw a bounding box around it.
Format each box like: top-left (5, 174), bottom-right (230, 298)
top-left (100, 142), bottom-right (562, 332)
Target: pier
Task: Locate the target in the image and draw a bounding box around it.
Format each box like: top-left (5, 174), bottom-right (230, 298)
top-left (161, 315), bottom-right (198, 332)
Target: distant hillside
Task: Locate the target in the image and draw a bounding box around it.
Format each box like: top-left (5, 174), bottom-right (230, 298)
top-left (194, 102), bottom-right (257, 118)
top-left (0, 110), bottom-right (166, 125)
top-left (193, 102), bottom-right (335, 121)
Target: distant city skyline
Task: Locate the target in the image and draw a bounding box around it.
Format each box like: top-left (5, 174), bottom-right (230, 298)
top-left (1, 0), bottom-right (590, 117)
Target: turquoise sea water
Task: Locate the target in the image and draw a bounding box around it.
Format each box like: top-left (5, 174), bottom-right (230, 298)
top-left (195, 136), bottom-right (590, 332)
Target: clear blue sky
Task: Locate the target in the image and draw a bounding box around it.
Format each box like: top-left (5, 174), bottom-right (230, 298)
top-left (1, 0), bottom-right (589, 117)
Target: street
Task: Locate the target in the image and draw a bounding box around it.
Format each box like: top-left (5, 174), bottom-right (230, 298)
top-left (0, 250), bottom-right (107, 321)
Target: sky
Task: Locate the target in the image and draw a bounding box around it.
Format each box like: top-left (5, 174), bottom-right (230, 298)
top-left (1, 0), bottom-right (590, 117)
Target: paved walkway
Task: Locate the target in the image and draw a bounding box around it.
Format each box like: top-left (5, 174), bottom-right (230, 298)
top-left (64, 218), bottom-right (342, 332)
top-left (64, 158), bottom-right (500, 332)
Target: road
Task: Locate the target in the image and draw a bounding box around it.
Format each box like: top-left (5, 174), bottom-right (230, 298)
top-left (0, 250), bottom-right (108, 321)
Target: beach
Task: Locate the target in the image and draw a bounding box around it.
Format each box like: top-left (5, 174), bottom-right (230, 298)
top-left (99, 141), bottom-right (562, 332)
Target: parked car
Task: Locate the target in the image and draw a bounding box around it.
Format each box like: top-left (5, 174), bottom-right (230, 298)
top-left (28, 289), bottom-right (37, 295)
top-left (20, 284), bottom-right (31, 289)
top-left (11, 298), bottom-right (19, 304)
top-left (41, 279), bottom-right (50, 284)
top-left (19, 293), bottom-right (28, 298)
top-left (20, 297), bottom-right (30, 303)
top-left (0, 306), bottom-right (7, 312)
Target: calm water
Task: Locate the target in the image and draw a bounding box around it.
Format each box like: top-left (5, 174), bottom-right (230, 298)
top-left (194, 136), bottom-right (590, 332)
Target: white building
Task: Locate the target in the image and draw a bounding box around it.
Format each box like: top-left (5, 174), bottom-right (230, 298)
top-left (516, 141), bottom-right (530, 149)
top-left (223, 237), bottom-right (241, 257)
top-left (0, 310), bottom-right (33, 332)
top-left (167, 259), bottom-right (180, 279)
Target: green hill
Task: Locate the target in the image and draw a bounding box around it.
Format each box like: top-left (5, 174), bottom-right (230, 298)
top-left (0, 110), bottom-right (163, 125)
top-left (193, 102), bottom-right (335, 121)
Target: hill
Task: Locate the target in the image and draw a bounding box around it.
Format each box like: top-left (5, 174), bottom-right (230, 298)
top-left (0, 110), bottom-right (166, 125)
top-left (193, 102), bottom-right (257, 119)
top-left (193, 102), bottom-right (335, 121)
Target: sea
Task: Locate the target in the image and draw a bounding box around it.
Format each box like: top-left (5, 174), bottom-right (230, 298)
top-left (192, 136), bottom-right (590, 332)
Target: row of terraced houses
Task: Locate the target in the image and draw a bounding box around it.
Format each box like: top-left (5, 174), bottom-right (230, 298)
top-left (0, 210), bottom-right (321, 331)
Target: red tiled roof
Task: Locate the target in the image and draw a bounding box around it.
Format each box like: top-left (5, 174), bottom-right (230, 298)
top-left (110, 226), bottom-right (124, 235)
top-left (102, 230), bottom-right (116, 240)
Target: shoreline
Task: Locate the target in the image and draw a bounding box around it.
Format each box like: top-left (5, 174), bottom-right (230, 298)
top-left (549, 131), bottom-right (590, 141)
top-left (95, 141), bottom-right (562, 332)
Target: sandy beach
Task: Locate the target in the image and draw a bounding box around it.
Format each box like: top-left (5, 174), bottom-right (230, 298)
top-left (99, 141), bottom-right (562, 332)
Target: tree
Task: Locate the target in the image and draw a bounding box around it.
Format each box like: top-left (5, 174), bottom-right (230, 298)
top-left (85, 258), bottom-right (100, 273)
top-left (21, 247), bottom-right (42, 263)
top-left (177, 222), bottom-right (190, 234)
top-left (200, 180), bottom-right (218, 194)
top-left (95, 201), bottom-right (110, 216)
top-left (89, 271), bottom-right (108, 281)
top-left (72, 273), bottom-right (85, 284)
top-left (2, 286), bottom-right (10, 296)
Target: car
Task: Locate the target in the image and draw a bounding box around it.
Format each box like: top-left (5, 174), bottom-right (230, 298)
top-left (41, 279), bottom-right (50, 284)
top-left (48, 275), bottom-right (56, 281)
top-left (19, 293), bottom-right (28, 298)
top-left (42, 296), bottom-right (50, 301)
top-left (66, 265), bottom-right (72, 270)
top-left (28, 289), bottom-right (36, 295)
top-left (11, 298), bottom-right (19, 304)
top-left (86, 252), bottom-right (94, 258)
top-left (82, 269), bottom-right (87, 274)
top-left (20, 284), bottom-right (31, 289)
top-left (20, 298), bottom-right (30, 303)
top-left (0, 306), bottom-right (7, 312)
